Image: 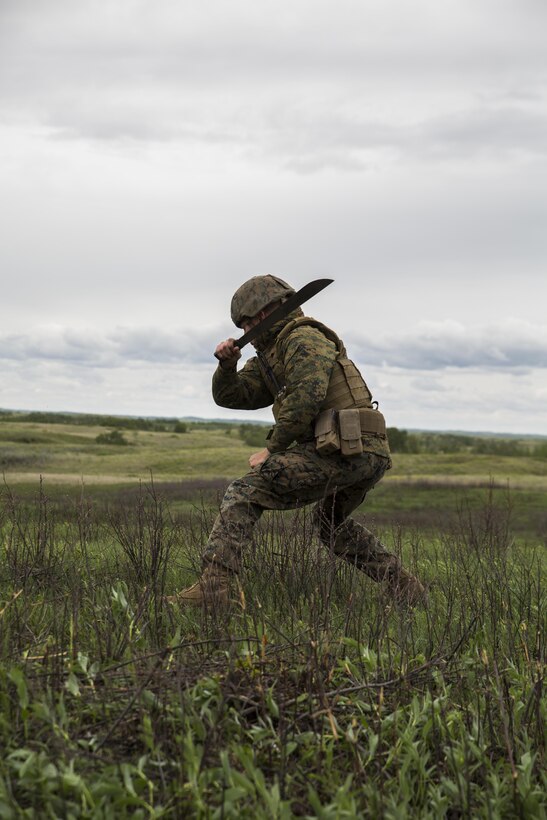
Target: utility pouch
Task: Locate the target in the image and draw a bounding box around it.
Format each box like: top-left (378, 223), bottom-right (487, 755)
top-left (359, 407), bottom-right (387, 438)
top-left (314, 409), bottom-right (340, 454)
top-left (339, 408), bottom-right (363, 456)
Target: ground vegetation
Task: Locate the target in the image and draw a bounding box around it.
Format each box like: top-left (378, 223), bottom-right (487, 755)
top-left (0, 415), bottom-right (544, 816)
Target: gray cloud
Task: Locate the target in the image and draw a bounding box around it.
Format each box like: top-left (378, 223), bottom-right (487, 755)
top-left (0, 326), bottom-right (220, 367)
top-left (1, 319), bottom-right (546, 372)
top-left (417, 106), bottom-right (547, 161)
top-left (349, 319), bottom-right (547, 370)
top-left (2, 0), bottom-right (547, 169)
top-left (265, 103), bottom-right (547, 173)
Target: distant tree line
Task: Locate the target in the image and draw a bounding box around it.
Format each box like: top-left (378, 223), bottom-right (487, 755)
top-left (0, 410), bottom-right (187, 433)
top-left (387, 427), bottom-right (547, 458)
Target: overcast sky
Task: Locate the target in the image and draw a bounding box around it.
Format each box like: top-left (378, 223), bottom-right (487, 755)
top-left (1, 0), bottom-right (546, 434)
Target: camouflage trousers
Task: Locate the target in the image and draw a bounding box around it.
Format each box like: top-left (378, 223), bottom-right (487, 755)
top-left (203, 442), bottom-right (400, 582)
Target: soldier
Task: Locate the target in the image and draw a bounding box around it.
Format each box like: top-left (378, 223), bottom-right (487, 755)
top-left (170, 275), bottom-right (426, 608)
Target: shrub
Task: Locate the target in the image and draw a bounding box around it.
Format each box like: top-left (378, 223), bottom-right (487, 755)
top-left (239, 423), bottom-right (269, 448)
top-left (95, 430), bottom-right (129, 446)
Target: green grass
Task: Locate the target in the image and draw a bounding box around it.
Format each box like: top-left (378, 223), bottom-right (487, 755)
top-left (0, 483), bottom-right (545, 817)
top-left (391, 450), bottom-right (547, 482)
top-left (0, 419), bottom-right (545, 816)
top-left (0, 422), bottom-right (252, 483)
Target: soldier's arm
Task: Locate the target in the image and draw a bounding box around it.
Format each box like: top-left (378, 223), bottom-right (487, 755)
top-left (267, 327), bottom-right (338, 453)
top-left (212, 356), bottom-right (273, 410)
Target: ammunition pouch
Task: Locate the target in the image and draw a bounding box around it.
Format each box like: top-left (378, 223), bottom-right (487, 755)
top-left (358, 407), bottom-right (387, 438)
top-left (314, 408), bottom-right (340, 454)
top-left (339, 409), bottom-right (363, 456)
top-left (314, 407), bottom-right (387, 456)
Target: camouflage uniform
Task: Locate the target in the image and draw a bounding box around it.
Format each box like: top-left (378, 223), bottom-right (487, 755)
top-left (203, 441), bottom-right (397, 580)
top-left (202, 282), bottom-right (402, 583)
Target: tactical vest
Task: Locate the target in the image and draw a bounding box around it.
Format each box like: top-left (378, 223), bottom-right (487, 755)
top-left (257, 316), bottom-right (374, 419)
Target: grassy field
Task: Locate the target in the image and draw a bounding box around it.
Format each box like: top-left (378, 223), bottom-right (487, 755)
top-left (0, 421), bottom-right (252, 484)
top-left (1, 418), bottom-right (546, 539)
top-left (0, 418), bottom-right (545, 817)
top-left (2, 418), bottom-right (547, 485)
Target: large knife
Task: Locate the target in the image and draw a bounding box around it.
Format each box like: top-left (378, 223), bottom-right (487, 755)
top-left (215, 278), bottom-right (334, 359)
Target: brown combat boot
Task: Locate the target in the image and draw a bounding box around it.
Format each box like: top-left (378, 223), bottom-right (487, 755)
top-left (166, 563), bottom-right (233, 607)
top-left (389, 568), bottom-right (428, 608)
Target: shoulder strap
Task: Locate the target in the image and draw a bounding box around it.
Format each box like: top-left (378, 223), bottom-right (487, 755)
top-left (276, 316), bottom-right (346, 358)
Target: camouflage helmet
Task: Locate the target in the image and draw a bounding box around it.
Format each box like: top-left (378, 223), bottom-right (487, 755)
top-left (230, 275), bottom-right (295, 327)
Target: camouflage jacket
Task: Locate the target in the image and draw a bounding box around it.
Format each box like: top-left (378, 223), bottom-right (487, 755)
top-left (213, 310), bottom-right (389, 457)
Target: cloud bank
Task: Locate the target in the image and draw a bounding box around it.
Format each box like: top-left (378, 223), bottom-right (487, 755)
top-left (1, 319), bottom-right (546, 372)
top-left (2, 0), bottom-right (547, 172)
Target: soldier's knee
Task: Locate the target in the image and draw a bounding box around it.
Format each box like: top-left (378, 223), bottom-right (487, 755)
top-left (222, 477), bottom-right (252, 503)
